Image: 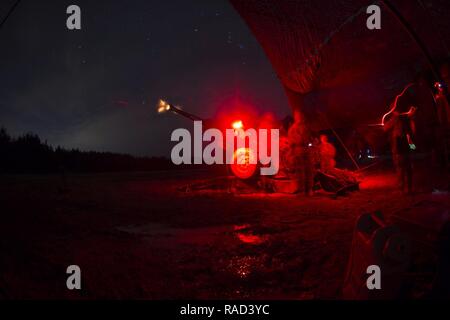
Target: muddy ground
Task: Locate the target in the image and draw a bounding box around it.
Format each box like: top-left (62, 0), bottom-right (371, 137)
top-left (0, 169), bottom-right (447, 299)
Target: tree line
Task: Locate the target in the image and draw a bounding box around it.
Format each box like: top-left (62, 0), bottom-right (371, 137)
top-left (0, 127), bottom-right (175, 173)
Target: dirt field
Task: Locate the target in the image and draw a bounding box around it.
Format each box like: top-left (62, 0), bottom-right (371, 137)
top-left (0, 169), bottom-right (447, 299)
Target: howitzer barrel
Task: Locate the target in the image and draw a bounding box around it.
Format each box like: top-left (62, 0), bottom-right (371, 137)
top-left (169, 105), bottom-right (203, 122)
top-left (157, 99), bottom-right (203, 122)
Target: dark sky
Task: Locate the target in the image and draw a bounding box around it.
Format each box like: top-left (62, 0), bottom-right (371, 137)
top-left (0, 0), bottom-right (290, 157)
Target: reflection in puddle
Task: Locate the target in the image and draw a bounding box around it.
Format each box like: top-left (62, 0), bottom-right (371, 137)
top-left (237, 233), bottom-right (266, 245)
top-left (233, 224), bottom-right (268, 245)
top-left (228, 225), bottom-right (270, 280)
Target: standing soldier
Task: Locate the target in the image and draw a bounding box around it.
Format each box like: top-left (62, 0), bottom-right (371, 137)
top-left (434, 82), bottom-right (450, 126)
top-left (319, 134), bottom-right (336, 173)
top-left (288, 111), bottom-right (315, 196)
top-left (384, 107), bottom-right (417, 194)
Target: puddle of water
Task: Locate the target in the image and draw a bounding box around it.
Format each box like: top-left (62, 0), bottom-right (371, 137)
top-left (118, 223), bottom-right (270, 246)
top-left (236, 233), bottom-right (267, 245)
top-left (233, 224), bottom-right (269, 245)
top-left (116, 223), bottom-right (174, 236)
top-left (116, 223), bottom-right (230, 245)
top-left (175, 226), bottom-right (229, 245)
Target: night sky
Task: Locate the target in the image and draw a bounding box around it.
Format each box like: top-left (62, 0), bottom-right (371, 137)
top-left (0, 0), bottom-right (290, 157)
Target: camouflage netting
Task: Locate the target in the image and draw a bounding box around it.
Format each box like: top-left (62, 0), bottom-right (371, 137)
top-left (230, 0), bottom-right (450, 129)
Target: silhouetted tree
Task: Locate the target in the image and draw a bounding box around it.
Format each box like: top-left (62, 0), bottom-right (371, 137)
top-left (0, 126), bottom-right (176, 173)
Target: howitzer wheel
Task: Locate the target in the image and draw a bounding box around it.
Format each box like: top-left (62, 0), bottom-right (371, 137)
top-left (230, 147), bottom-right (258, 180)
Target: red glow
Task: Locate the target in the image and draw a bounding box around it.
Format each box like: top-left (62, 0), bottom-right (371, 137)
top-left (230, 147), bottom-right (257, 179)
top-left (232, 120), bottom-right (243, 130)
top-left (381, 83), bottom-right (414, 126)
top-left (213, 97), bottom-right (259, 131)
top-left (236, 233), bottom-right (267, 245)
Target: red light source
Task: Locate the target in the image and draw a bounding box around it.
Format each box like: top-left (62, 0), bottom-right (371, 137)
top-left (230, 147), bottom-right (257, 179)
top-left (232, 120), bottom-right (243, 130)
top-left (381, 83), bottom-right (414, 126)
